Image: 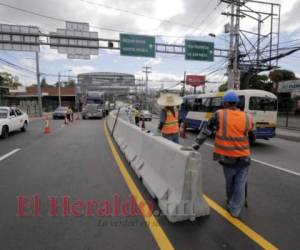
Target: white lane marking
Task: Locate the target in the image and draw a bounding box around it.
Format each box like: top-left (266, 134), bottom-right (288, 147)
top-left (204, 142), bottom-right (300, 177)
top-left (251, 159), bottom-right (300, 177)
top-left (0, 148), bottom-right (21, 162)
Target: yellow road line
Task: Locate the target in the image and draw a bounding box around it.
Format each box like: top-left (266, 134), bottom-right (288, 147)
top-left (104, 122), bottom-right (174, 250)
top-left (104, 120), bottom-right (277, 250)
top-left (203, 195), bottom-right (278, 250)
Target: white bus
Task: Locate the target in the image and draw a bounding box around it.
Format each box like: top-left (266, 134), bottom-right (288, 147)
top-left (179, 89), bottom-right (278, 141)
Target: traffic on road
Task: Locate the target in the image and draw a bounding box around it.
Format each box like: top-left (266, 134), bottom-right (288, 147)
top-left (1, 89), bottom-right (299, 249)
top-left (1, 0), bottom-right (300, 249)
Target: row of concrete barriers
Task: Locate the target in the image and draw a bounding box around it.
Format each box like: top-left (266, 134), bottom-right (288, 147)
top-left (107, 110), bottom-right (210, 222)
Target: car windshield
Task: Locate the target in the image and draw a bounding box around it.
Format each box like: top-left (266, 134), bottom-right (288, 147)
top-left (0, 109), bottom-right (8, 119)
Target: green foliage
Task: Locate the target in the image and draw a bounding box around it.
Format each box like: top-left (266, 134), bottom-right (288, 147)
top-left (65, 79), bottom-right (75, 87)
top-left (41, 77), bottom-right (48, 87)
top-left (269, 69), bottom-right (296, 83)
top-left (248, 74), bottom-right (273, 91)
top-left (218, 82), bottom-right (228, 92)
top-left (0, 72), bottom-right (21, 88)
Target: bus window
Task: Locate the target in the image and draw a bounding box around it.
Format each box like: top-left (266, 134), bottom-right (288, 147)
top-left (193, 98), bottom-right (202, 111)
top-left (237, 96), bottom-right (245, 111)
top-left (249, 97), bottom-right (277, 111)
top-left (211, 97), bottom-right (223, 112)
top-left (186, 98), bottom-right (196, 111)
top-left (199, 98), bottom-right (210, 112)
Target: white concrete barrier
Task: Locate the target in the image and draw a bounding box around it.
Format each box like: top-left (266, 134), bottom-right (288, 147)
top-left (107, 112), bottom-right (210, 222)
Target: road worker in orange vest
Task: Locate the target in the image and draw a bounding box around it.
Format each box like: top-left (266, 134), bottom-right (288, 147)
top-left (157, 92), bottom-right (183, 143)
top-left (192, 91), bottom-right (255, 218)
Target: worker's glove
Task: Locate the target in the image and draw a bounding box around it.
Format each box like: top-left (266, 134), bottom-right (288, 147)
top-left (191, 143), bottom-right (200, 151)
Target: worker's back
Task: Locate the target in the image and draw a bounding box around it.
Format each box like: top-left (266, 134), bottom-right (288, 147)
top-left (214, 108), bottom-right (252, 158)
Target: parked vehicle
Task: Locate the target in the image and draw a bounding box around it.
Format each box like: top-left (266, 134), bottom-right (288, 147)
top-left (0, 107), bottom-right (29, 139)
top-left (81, 91), bottom-right (106, 119)
top-left (140, 110), bottom-right (152, 121)
top-left (52, 106), bottom-right (68, 119)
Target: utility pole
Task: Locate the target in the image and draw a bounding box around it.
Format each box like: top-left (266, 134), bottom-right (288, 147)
top-left (222, 0), bottom-right (241, 90)
top-left (182, 71), bottom-right (186, 96)
top-left (35, 52), bottom-right (42, 116)
top-left (142, 66), bottom-right (151, 109)
top-left (233, 0), bottom-right (241, 90)
top-left (58, 72), bottom-right (61, 107)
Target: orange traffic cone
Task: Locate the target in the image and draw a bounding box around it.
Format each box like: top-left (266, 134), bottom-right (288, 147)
top-left (141, 117), bottom-right (145, 130)
top-left (180, 122), bottom-right (186, 138)
top-left (44, 116), bottom-right (51, 134)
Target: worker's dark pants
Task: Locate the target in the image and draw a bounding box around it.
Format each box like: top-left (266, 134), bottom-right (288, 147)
top-left (135, 117), bottom-right (140, 126)
top-left (162, 133), bottom-right (179, 144)
top-left (221, 162), bottom-right (249, 217)
top-left (66, 114), bottom-right (71, 122)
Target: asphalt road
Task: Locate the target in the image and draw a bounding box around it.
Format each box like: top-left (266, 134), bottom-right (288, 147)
top-left (144, 117), bottom-right (300, 249)
top-left (145, 117), bottom-right (300, 174)
top-left (0, 117), bottom-right (299, 249)
top-left (0, 118), bottom-right (66, 156)
top-left (0, 119), bottom-right (157, 250)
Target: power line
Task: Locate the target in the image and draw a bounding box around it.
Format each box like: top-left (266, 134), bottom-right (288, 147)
top-left (174, 0), bottom-right (217, 40)
top-left (0, 57), bottom-right (36, 75)
top-left (192, 0), bottom-right (224, 36)
top-left (0, 1), bottom-right (218, 39)
top-left (80, 0), bottom-right (217, 33)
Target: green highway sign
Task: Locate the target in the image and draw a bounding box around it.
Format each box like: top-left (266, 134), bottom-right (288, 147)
top-left (185, 40), bottom-right (214, 61)
top-left (120, 34), bottom-right (155, 58)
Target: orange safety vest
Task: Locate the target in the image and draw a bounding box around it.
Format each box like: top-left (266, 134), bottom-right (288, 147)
top-left (162, 109), bottom-right (179, 135)
top-left (214, 109), bottom-right (253, 158)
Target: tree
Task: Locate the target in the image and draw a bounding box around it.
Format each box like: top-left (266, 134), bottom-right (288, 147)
top-left (41, 77), bottom-right (48, 87)
top-left (0, 72), bottom-right (22, 88)
top-left (269, 69), bottom-right (296, 83)
top-left (65, 79), bottom-right (76, 87)
top-left (269, 69), bottom-right (297, 110)
top-left (248, 74), bottom-right (272, 91)
top-left (218, 82), bottom-right (228, 92)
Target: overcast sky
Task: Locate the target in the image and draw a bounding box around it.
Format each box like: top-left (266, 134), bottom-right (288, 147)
top-left (0, 0), bottom-right (299, 92)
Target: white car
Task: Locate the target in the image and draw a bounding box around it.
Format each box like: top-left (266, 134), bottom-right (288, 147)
top-left (140, 110), bottom-right (152, 121)
top-left (0, 107), bottom-right (29, 139)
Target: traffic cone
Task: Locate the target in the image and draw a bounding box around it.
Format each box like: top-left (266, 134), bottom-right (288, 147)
top-left (141, 117), bottom-right (145, 130)
top-left (44, 116), bottom-right (51, 134)
top-left (180, 122), bottom-right (186, 138)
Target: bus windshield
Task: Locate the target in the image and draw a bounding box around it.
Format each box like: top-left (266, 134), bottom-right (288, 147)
top-left (249, 97), bottom-right (277, 111)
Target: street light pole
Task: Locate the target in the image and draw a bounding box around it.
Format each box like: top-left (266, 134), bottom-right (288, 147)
top-left (142, 66), bottom-right (151, 110)
top-left (35, 52), bottom-right (42, 116)
top-left (58, 72), bottom-right (61, 107)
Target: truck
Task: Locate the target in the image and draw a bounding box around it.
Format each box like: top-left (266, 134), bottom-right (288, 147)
top-left (81, 91), bottom-right (106, 119)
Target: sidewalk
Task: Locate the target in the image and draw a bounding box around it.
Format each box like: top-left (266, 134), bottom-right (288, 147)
top-left (276, 128), bottom-right (300, 142)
